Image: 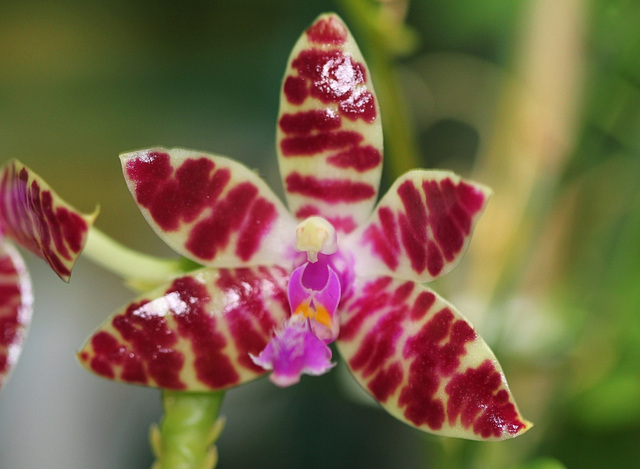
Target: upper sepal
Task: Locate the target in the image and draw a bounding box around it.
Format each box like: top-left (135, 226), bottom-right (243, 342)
top-left (337, 275), bottom-right (531, 440)
top-left (121, 148), bottom-right (297, 268)
top-left (78, 265), bottom-right (290, 391)
top-left (0, 159), bottom-right (97, 281)
top-left (345, 170), bottom-right (490, 283)
top-left (0, 241), bottom-right (32, 392)
top-left (277, 14), bottom-right (383, 234)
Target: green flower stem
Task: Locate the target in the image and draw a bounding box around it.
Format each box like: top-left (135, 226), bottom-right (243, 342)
top-left (372, 47), bottom-right (421, 179)
top-left (151, 390), bottom-right (226, 469)
top-left (83, 228), bottom-right (182, 284)
top-left (337, 0), bottom-right (422, 179)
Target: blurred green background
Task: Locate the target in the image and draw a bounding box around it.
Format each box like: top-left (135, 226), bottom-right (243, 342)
top-left (2, 0), bottom-right (640, 467)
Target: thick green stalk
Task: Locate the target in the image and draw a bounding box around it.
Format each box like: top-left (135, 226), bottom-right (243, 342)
top-left (151, 390), bottom-right (226, 469)
top-left (83, 228), bottom-right (182, 284)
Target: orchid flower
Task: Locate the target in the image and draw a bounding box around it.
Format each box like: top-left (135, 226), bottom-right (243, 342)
top-left (79, 13), bottom-right (531, 441)
top-left (0, 160), bottom-right (95, 391)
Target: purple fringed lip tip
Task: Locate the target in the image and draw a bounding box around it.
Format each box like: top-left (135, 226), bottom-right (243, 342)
top-left (250, 318), bottom-right (335, 387)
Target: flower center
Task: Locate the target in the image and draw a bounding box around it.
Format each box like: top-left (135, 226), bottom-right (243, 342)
top-left (289, 217), bottom-right (341, 342)
top-left (250, 216), bottom-right (343, 387)
top-left (288, 257), bottom-right (341, 342)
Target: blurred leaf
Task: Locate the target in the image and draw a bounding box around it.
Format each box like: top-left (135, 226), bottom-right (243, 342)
top-left (517, 457), bottom-right (567, 469)
top-left (572, 372), bottom-right (640, 429)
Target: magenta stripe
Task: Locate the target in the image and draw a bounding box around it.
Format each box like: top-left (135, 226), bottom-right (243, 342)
top-left (285, 173), bottom-right (375, 203)
top-left (186, 182), bottom-right (258, 260)
top-left (235, 198), bottom-right (278, 261)
top-left (280, 130), bottom-right (363, 156)
top-left (326, 145), bottom-right (381, 172)
top-left (446, 360), bottom-right (528, 438)
top-left (279, 110), bottom-right (341, 134)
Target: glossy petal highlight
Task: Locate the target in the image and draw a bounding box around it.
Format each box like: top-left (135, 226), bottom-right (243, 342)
top-left (79, 266), bottom-right (290, 391)
top-left (121, 148), bottom-right (297, 268)
top-left (345, 170), bottom-right (490, 283)
top-left (337, 275), bottom-right (531, 440)
top-left (277, 14), bottom-right (383, 234)
top-left (0, 159), bottom-right (97, 281)
top-left (0, 242), bottom-right (32, 391)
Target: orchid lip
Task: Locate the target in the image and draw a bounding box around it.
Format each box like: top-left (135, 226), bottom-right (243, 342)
top-left (250, 318), bottom-right (334, 387)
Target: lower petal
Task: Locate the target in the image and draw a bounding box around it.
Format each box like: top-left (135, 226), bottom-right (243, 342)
top-left (337, 275), bottom-right (531, 441)
top-left (78, 266), bottom-right (290, 391)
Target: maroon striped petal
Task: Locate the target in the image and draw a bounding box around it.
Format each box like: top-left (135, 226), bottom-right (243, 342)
top-left (0, 159), bottom-right (97, 282)
top-left (337, 275), bottom-right (531, 440)
top-left (344, 170), bottom-right (490, 283)
top-left (277, 14), bottom-right (383, 234)
top-left (78, 266), bottom-right (290, 391)
top-left (0, 241), bottom-right (32, 391)
top-left (121, 148), bottom-right (297, 268)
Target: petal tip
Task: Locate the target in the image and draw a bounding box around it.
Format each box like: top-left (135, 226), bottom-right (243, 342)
top-left (510, 418), bottom-right (534, 439)
top-left (306, 13), bottom-right (348, 45)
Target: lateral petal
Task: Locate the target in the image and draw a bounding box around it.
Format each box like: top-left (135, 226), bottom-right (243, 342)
top-left (120, 148), bottom-right (297, 268)
top-left (78, 266), bottom-right (290, 391)
top-left (344, 170), bottom-right (490, 283)
top-left (0, 241), bottom-right (32, 391)
top-left (0, 159), bottom-right (96, 281)
top-left (277, 14), bottom-right (383, 234)
top-left (337, 275), bottom-right (531, 440)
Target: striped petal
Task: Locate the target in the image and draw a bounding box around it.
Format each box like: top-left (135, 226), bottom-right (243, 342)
top-left (78, 266), bottom-right (290, 391)
top-left (0, 242), bottom-right (32, 391)
top-left (277, 14), bottom-right (383, 234)
top-left (344, 170), bottom-right (490, 283)
top-left (121, 148), bottom-right (297, 268)
top-left (337, 276), bottom-right (531, 440)
top-left (0, 159), bottom-right (97, 281)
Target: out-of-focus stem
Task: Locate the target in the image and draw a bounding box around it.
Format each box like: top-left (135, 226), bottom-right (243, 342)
top-left (151, 390), bottom-right (225, 469)
top-left (374, 48), bottom-right (422, 179)
top-left (337, 0), bottom-right (422, 180)
top-left (83, 228), bottom-right (181, 284)
top-left (468, 0), bottom-right (585, 313)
